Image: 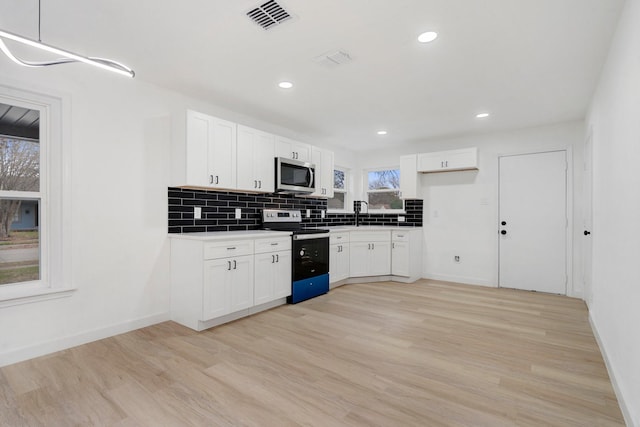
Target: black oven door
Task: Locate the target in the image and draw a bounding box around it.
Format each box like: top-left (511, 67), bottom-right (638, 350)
top-left (293, 235), bottom-right (329, 281)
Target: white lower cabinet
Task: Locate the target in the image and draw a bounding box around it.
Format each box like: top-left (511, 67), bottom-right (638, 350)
top-left (254, 250), bottom-right (292, 305)
top-left (330, 232), bottom-right (350, 283)
top-left (170, 233), bottom-right (291, 331)
top-left (203, 255), bottom-right (253, 319)
top-left (349, 231), bottom-right (391, 277)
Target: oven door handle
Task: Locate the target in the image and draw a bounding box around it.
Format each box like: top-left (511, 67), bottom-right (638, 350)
top-left (293, 234), bottom-right (329, 241)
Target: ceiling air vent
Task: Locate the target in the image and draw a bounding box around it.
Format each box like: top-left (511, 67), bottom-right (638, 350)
top-left (247, 0), bottom-right (292, 30)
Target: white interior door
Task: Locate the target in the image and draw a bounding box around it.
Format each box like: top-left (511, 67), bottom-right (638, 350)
top-left (499, 151), bottom-right (568, 294)
top-left (583, 133), bottom-right (593, 304)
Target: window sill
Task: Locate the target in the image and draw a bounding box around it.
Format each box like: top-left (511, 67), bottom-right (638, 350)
top-left (366, 210), bottom-right (406, 215)
top-left (0, 287), bottom-right (76, 308)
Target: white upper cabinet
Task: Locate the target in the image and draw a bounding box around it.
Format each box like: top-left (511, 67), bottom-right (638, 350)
top-left (399, 154), bottom-right (419, 199)
top-left (311, 147), bottom-right (335, 198)
top-left (417, 147), bottom-right (478, 173)
top-left (172, 110), bottom-right (237, 189)
top-left (275, 136), bottom-right (311, 162)
top-left (237, 125), bottom-right (275, 192)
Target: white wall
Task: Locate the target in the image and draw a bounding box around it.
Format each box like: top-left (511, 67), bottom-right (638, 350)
top-left (354, 121), bottom-right (585, 295)
top-left (0, 62), bottom-right (291, 366)
top-left (586, 0), bottom-right (640, 424)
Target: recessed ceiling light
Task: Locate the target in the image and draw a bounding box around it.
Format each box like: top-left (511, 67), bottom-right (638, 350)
top-left (476, 113), bottom-right (490, 118)
top-left (418, 31), bottom-right (438, 43)
top-left (377, 130), bottom-right (388, 135)
top-left (278, 81), bottom-right (293, 89)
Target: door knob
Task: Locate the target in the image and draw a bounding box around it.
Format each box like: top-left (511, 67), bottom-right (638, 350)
top-left (500, 230), bottom-right (507, 235)
top-left (501, 221), bottom-right (507, 226)
top-left (584, 230), bottom-right (591, 236)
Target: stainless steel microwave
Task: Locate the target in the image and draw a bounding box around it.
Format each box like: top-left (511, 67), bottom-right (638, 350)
top-left (275, 157), bottom-right (316, 194)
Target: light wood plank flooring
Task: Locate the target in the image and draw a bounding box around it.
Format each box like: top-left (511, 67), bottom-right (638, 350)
top-left (0, 280), bottom-right (625, 426)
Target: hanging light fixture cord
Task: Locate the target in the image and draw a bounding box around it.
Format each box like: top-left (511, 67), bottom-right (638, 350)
top-left (0, 0), bottom-right (135, 78)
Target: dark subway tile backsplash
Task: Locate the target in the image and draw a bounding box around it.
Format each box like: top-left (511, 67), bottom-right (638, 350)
top-left (168, 187), bottom-right (423, 233)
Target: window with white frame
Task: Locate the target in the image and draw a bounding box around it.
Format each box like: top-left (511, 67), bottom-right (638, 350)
top-left (0, 85), bottom-right (70, 305)
top-left (365, 167), bottom-right (403, 211)
top-left (328, 167), bottom-right (349, 211)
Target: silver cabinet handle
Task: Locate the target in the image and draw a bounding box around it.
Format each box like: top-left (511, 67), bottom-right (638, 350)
top-left (272, 255), bottom-right (275, 263)
top-left (254, 180), bottom-right (257, 188)
top-left (372, 243), bottom-right (375, 250)
top-left (227, 247), bottom-right (236, 250)
top-left (271, 242), bottom-right (278, 246)
top-left (233, 260), bottom-right (237, 270)
top-left (276, 254), bottom-right (279, 262)
top-left (259, 180), bottom-right (262, 189)
top-left (210, 175), bottom-right (214, 184)
top-left (392, 243), bottom-right (395, 249)
top-left (227, 261), bottom-right (231, 270)
top-left (215, 175), bottom-right (219, 184)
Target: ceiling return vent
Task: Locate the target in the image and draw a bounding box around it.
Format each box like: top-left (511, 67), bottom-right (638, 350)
top-left (247, 0), bottom-right (292, 30)
top-left (312, 50), bottom-right (353, 67)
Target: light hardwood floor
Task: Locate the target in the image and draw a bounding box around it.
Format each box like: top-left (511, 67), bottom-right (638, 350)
top-left (0, 280), bottom-right (625, 426)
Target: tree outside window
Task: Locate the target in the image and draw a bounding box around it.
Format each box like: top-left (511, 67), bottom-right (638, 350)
top-left (0, 103), bottom-right (41, 285)
top-left (328, 167), bottom-right (348, 211)
top-left (366, 168), bottom-right (403, 210)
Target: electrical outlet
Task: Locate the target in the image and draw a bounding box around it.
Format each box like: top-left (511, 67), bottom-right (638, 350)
top-left (235, 208), bottom-right (242, 219)
top-left (397, 216), bottom-right (405, 222)
top-left (321, 210), bottom-right (325, 219)
top-left (454, 255), bottom-right (460, 263)
top-left (306, 209), bottom-right (311, 218)
top-left (194, 207), bottom-right (202, 220)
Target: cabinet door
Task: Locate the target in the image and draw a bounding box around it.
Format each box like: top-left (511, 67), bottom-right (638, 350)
top-left (400, 154), bottom-right (418, 199)
top-left (236, 126), bottom-right (257, 191)
top-left (311, 147), bottom-right (334, 198)
top-left (391, 241), bottom-right (410, 277)
top-left (417, 152), bottom-right (444, 172)
top-left (333, 244), bottom-right (350, 282)
top-left (237, 126), bottom-right (275, 192)
top-left (254, 131), bottom-right (275, 192)
top-left (254, 252), bottom-right (276, 306)
top-left (349, 242), bottom-right (370, 277)
top-left (186, 110), bottom-right (212, 187)
top-left (275, 137), bottom-right (311, 162)
top-left (369, 241), bottom-right (392, 276)
top-left (273, 250), bottom-right (292, 299)
top-left (209, 117), bottom-right (237, 189)
top-left (321, 149), bottom-right (334, 198)
top-left (203, 258), bottom-right (231, 319)
top-left (445, 147), bottom-right (478, 171)
top-left (230, 255), bottom-right (254, 312)
top-left (330, 244), bottom-right (339, 283)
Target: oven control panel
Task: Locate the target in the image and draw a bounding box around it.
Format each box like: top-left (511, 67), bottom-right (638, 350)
top-left (263, 209), bottom-right (302, 223)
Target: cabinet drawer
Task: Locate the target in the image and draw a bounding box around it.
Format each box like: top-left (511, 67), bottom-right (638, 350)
top-left (392, 231), bottom-right (410, 242)
top-left (254, 237), bottom-right (291, 254)
top-left (203, 240), bottom-right (254, 260)
top-left (330, 232), bottom-right (350, 245)
top-left (349, 231), bottom-right (391, 243)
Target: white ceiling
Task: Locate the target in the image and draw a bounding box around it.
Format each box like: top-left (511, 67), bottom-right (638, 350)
top-left (0, 0), bottom-right (625, 151)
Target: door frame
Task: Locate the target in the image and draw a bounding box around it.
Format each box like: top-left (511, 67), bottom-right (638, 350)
top-left (496, 146), bottom-right (574, 296)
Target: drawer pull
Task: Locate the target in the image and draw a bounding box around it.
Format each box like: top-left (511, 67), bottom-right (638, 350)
top-left (227, 247), bottom-right (236, 250)
top-left (270, 243), bottom-right (279, 246)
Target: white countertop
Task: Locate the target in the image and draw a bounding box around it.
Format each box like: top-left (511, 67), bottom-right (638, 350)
top-left (168, 230), bottom-right (292, 241)
top-left (327, 226), bottom-right (422, 231)
top-left (168, 226), bottom-right (421, 240)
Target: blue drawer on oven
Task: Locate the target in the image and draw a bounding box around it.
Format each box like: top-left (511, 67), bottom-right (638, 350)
top-left (290, 274), bottom-right (329, 304)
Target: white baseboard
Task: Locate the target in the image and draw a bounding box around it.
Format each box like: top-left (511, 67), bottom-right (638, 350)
top-left (423, 273), bottom-right (496, 287)
top-left (0, 311), bottom-right (170, 368)
top-left (589, 313), bottom-right (636, 427)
